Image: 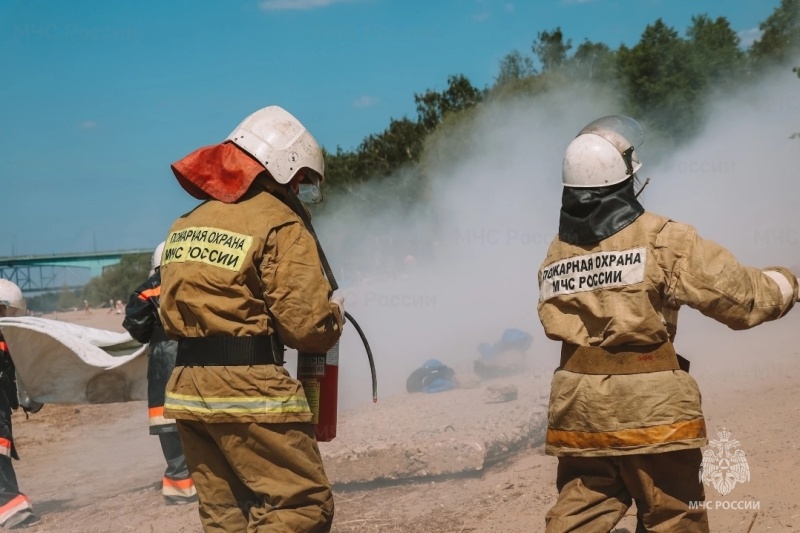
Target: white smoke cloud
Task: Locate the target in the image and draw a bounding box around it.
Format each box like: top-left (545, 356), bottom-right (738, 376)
top-left (316, 84), bottom-right (624, 408)
top-left (646, 66), bottom-right (800, 268)
top-left (312, 62), bottom-right (800, 410)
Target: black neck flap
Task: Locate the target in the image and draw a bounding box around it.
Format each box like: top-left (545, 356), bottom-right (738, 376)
top-left (558, 178), bottom-right (644, 245)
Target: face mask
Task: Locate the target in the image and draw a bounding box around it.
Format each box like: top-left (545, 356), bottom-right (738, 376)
top-left (297, 182), bottom-right (323, 204)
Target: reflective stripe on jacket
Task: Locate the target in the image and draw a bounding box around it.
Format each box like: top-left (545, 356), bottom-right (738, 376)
top-left (538, 212), bottom-right (798, 457)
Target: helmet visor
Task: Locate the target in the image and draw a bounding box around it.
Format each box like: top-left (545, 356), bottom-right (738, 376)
top-left (578, 115), bottom-right (644, 153)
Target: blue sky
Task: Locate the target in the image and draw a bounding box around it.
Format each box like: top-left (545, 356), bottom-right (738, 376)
top-left (0, 0), bottom-right (782, 256)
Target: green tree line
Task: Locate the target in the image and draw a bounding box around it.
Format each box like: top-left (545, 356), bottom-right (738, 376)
top-left (320, 0), bottom-right (799, 206)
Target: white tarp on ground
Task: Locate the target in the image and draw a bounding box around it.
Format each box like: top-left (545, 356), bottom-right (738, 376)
top-left (0, 317), bottom-right (147, 404)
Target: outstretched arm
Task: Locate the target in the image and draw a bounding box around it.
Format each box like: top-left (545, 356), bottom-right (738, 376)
top-left (656, 221), bottom-right (798, 330)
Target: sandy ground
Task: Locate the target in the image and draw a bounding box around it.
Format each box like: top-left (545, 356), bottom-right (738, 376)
top-left (7, 307), bottom-right (800, 532)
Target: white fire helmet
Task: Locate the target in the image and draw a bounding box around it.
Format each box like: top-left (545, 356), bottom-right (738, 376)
top-left (0, 279), bottom-right (26, 317)
top-left (150, 241), bottom-right (166, 276)
top-left (562, 115), bottom-right (644, 188)
top-left (225, 106), bottom-right (325, 188)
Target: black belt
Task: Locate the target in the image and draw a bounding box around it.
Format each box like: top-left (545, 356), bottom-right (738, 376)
top-left (176, 336), bottom-right (279, 367)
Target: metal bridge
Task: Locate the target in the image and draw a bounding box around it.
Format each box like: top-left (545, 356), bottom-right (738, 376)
top-left (0, 249), bottom-right (152, 294)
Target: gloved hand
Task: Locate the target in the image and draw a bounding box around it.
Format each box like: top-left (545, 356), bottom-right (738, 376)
top-left (795, 273), bottom-right (800, 302)
top-left (764, 270), bottom-right (798, 305)
top-left (22, 401), bottom-right (44, 415)
top-left (331, 294), bottom-right (345, 320)
top-left (17, 384), bottom-right (44, 415)
top-left (14, 371), bottom-right (43, 414)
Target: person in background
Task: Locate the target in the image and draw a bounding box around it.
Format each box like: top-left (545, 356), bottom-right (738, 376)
top-left (123, 243), bottom-right (197, 506)
top-left (537, 115), bottom-right (799, 532)
top-left (0, 279), bottom-right (39, 529)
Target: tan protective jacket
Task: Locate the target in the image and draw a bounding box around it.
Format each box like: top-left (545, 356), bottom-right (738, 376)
top-left (160, 179), bottom-right (343, 424)
top-left (538, 211), bottom-right (797, 457)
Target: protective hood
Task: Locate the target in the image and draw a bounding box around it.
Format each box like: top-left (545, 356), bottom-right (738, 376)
top-left (171, 142), bottom-right (266, 203)
top-left (558, 177), bottom-right (644, 245)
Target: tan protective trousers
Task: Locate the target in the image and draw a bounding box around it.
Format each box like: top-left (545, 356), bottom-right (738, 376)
top-left (545, 449), bottom-right (709, 533)
top-left (177, 420), bottom-right (334, 533)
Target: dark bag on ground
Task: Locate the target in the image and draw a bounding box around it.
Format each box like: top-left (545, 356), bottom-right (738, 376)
top-left (406, 359), bottom-right (456, 393)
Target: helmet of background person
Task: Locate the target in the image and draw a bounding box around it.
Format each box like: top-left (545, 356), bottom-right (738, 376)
top-left (150, 241), bottom-right (166, 276)
top-left (0, 279), bottom-right (26, 317)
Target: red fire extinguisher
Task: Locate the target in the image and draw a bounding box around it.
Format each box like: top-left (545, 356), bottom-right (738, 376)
top-left (297, 341), bottom-right (340, 442)
top-left (297, 312), bottom-right (376, 443)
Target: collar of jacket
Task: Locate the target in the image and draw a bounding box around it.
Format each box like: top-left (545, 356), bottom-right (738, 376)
top-left (249, 177), bottom-right (315, 221)
top-left (558, 177), bottom-right (644, 245)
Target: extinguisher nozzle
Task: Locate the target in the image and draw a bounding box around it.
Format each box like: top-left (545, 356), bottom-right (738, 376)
top-left (344, 311), bottom-right (378, 403)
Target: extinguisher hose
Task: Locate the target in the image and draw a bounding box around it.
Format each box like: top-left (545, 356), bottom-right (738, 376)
top-left (278, 188), bottom-right (377, 404)
top-left (344, 311), bottom-right (377, 403)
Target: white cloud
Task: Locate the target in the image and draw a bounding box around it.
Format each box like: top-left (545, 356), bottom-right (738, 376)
top-left (472, 11), bottom-right (490, 22)
top-left (738, 27), bottom-right (763, 48)
top-left (504, 3), bottom-right (515, 13)
top-left (259, 0), bottom-right (355, 10)
top-left (78, 121), bottom-right (98, 129)
top-left (352, 95), bottom-right (379, 108)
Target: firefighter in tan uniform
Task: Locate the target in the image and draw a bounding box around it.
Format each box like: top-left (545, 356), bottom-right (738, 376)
top-left (537, 116), bottom-right (799, 533)
top-left (159, 106), bottom-right (344, 532)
